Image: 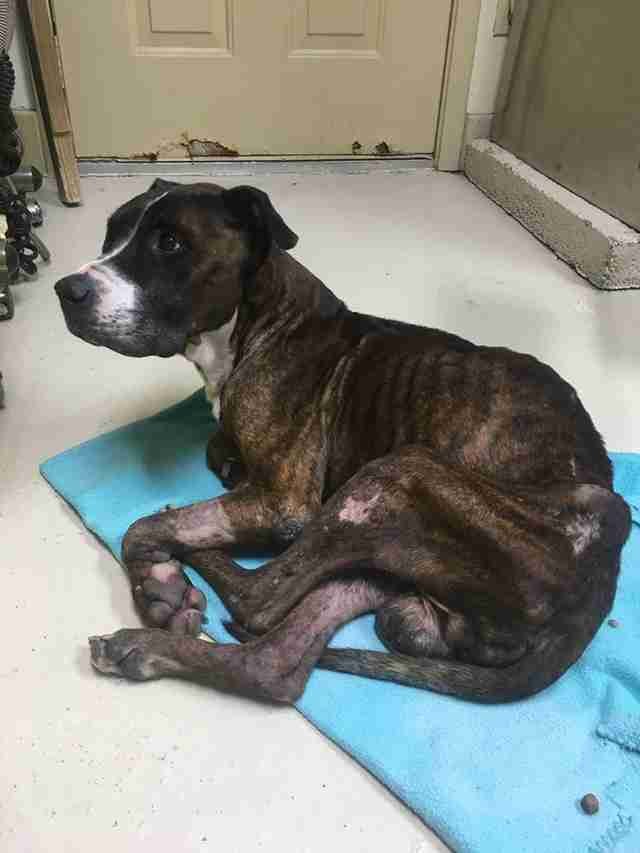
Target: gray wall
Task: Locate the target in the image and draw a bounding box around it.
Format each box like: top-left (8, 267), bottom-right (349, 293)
top-left (493, 0), bottom-right (640, 231)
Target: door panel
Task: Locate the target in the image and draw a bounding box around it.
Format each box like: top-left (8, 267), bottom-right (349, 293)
top-left (149, 0), bottom-right (212, 33)
top-left (54, 0), bottom-right (451, 157)
top-left (307, 1), bottom-right (366, 36)
top-left (290, 0), bottom-right (381, 56)
top-left (133, 0), bottom-right (231, 54)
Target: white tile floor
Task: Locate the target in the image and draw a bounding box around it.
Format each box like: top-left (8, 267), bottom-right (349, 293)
top-left (1, 170), bottom-right (639, 853)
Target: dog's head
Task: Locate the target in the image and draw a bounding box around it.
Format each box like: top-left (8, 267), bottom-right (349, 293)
top-left (55, 180), bottom-right (298, 357)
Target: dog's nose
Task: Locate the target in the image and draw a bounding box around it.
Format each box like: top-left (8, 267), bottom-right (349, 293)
top-left (55, 274), bottom-right (91, 304)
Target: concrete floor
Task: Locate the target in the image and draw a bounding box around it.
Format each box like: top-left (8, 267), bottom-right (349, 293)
top-left (1, 170), bottom-right (639, 853)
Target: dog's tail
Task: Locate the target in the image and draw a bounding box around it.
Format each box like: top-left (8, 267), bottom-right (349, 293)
top-left (316, 621), bottom-right (597, 703)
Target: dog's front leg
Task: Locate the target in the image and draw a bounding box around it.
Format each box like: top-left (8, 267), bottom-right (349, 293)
top-left (121, 484), bottom-right (318, 635)
top-left (90, 578), bottom-right (391, 702)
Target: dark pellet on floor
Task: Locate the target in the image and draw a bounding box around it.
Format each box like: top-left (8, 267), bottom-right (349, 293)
top-left (580, 793), bottom-right (599, 815)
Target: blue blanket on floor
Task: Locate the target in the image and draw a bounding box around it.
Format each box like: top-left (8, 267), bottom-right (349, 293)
top-left (40, 391), bottom-right (640, 853)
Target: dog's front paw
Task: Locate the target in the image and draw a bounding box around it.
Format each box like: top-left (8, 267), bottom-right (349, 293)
top-left (122, 518), bottom-right (207, 636)
top-left (132, 559), bottom-right (207, 636)
top-left (89, 629), bottom-right (173, 681)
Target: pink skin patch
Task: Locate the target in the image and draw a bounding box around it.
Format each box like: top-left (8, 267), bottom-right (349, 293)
top-left (150, 560), bottom-right (181, 583)
top-left (175, 500), bottom-right (235, 549)
top-left (338, 493), bottom-right (381, 525)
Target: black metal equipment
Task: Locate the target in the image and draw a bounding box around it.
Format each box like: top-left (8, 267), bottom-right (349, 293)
top-left (0, 34), bottom-right (51, 322)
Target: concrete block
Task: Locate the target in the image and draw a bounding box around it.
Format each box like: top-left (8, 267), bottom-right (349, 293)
top-left (464, 139), bottom-right (640, 290)
top-left (461, 113), bottom-right (494, 167)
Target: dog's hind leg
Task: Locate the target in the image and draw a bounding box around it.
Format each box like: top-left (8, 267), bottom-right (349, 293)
top-left (89, 578), bottom-right (390, 702)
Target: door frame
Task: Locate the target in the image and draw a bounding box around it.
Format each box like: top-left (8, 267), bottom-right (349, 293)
top-left (31, 0), bottom-right (481, 177)
top-left (22, 0), bottom-right (82, 203)
top-left (435, 0), bottom-right (482, 171)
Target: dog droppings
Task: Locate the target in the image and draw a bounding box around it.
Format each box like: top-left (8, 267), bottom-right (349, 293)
top-left (580, 793), bottom-right (599, 815)
top-left (608, 618), bottom-right (620, 628)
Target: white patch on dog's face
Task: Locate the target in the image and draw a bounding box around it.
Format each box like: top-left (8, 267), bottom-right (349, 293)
top-left (184, 309), bottom-right (238, 419)
top-left (82, 263), bottom-right (140, 333)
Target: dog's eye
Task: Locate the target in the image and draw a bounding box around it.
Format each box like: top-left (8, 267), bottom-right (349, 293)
top-left (156, 231), bottom-right (184, 254)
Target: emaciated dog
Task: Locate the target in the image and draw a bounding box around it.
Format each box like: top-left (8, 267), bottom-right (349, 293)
top-left (55, 180), bottom-right (630, 704)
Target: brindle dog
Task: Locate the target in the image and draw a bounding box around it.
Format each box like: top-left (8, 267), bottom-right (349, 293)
top-left (55, 180), bottom-right (630, 704)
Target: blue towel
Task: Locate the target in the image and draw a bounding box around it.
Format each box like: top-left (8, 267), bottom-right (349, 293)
top-left (40, 391), bottom-right (640, 853)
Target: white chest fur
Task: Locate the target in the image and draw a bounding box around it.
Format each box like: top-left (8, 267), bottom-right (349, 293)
top-left (184, 310), bottom-right (237, 419)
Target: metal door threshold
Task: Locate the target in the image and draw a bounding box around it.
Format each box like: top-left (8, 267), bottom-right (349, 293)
top-left (78, 155), bottom-right (434, 178)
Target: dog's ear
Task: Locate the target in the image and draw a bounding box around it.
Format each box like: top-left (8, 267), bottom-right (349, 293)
top-left (221, 186), bottom-right (298, 253)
